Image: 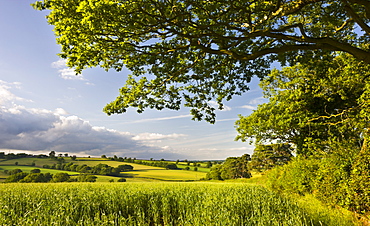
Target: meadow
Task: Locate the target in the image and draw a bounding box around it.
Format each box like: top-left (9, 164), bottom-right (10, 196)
top-left (0, 182), bottom-right (358, 226)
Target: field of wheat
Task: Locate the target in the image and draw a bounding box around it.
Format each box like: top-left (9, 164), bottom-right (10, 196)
top-left (0, 182), bottom-right (357, 226)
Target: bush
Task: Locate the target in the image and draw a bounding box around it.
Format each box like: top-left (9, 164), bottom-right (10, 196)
top-left (9, 169), bottom-right (22, 175)
top-left (5, 172), bottom-right (28, 182)
top-left (348, 147), bottom-right (370, 213)
top-left (20, 173), bottom-right (50, 183)
top-left (43, 164), bottom-right (50, 169)
top-left (77, 174), bottom-right (97, 182)
top-left (165, 164), bottom-right (178, 170)
top-left (52, 173), bottom-right (70, 182)
top-left (117, 178), bottom-right (126, 182)
top-left (266, 156), bottom-right (320, 195)
top-left (30, 169), bottom-right (41, 174)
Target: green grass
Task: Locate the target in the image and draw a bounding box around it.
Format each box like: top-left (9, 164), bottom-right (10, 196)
top-left (0, 158), bottom-right (58, 167)
top-left (0, 182), bottom-right (359, 226)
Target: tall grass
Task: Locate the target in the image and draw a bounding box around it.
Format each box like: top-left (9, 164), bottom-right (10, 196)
top-left (0, 183), bottom-right (357, 225)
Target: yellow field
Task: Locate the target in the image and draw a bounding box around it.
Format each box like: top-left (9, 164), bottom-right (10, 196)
top-left (123, 164), bottom-right (206, 181)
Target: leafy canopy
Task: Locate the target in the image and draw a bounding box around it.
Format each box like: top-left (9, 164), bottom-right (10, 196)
top-left (236, 53), bottom-right (370, 155)
top-left (33, 0), bottom-right (370, 122)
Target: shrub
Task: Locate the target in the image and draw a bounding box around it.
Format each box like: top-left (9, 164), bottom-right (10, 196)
top-left (266, 156), bottom-right (320, 195)
top-left (348, 147), bottom-right (370, 213)
top-left (31, 169), bottom-right (41, 174)
top-left (5, 172), bottom-right (28, 182)
top-left (165, 164), bottom-right (178, 170)
top-left (77, 174), bottom-right (97, 182)
top-left (20, 173), bottom-right (50, 183)
top-left (52, 173), bottom-right (70, 182)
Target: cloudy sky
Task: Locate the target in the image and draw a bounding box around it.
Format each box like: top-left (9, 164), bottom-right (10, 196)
top-left (0, 1), bottom-right (266, 160)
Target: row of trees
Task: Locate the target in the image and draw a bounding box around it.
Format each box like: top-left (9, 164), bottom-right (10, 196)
top-left (42, 163), bottom-right (133, 176)
top-left (4, 169), bottom-right (97, 183)
top-left (0, 152), bottom-right (49, 160)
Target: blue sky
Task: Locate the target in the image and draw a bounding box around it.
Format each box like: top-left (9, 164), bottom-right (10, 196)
top-left (0, 0), bottom-right (265, 160)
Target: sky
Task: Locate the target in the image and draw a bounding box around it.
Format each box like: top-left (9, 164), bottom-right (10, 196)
top-left (0, 1), bottom-right (266, 160)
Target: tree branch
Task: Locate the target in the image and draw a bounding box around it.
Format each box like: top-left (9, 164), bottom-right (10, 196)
top-left (342, 0), bottom-right (370, 34)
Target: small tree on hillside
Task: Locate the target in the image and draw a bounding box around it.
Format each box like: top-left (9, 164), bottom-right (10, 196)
top-left (165, 164), bottom-right (178, 170)
top-left (30, 169), bottom-right (41, 174)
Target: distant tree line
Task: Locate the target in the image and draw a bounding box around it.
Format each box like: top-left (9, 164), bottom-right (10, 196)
top-left (109, 155), bottom-right (220, 170)
top-left (42, 163), bottom-right (133, 176)
top-left (206, 144), bottom-right (293, 180)
top-left (3, 169), bottom-right (97, 183)
top-left (0, 152), bottom-right (78, 160)
top-left (0, 152), bottom-right (49, 160)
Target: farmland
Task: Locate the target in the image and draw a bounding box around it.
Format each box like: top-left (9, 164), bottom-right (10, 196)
top-left (0, 182), bottom-right (358, 226)
top-left (0, 157), bottom-right (208, 182)
top-left (0, 156), bottom-right (363, 225)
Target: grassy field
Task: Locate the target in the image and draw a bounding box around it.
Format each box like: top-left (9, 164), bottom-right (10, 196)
top-left (0, 157), bottom-right (207, 182)
top-left (0, 182), bottom-right (358, 226)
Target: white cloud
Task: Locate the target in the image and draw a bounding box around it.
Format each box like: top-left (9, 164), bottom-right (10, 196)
top-left (132, 133), bottom-right (187, 141)
top-left (0, 80), bottom-right (32, 105)
top-left (248, 96), bottom-right (266, 105)
top-left (128, 114), bottom-right (191, 124)
top-left (59, 68), bottom-right (85, 80)
top-left (0, 83), bottom-right (188, 159)
top-left (0, 105), bottom-right (188, 158)
top-left (208, 101), bottom-right (232, 111)
top-left (51, 59), bottom-right (86, 80)
top-left (51, 59), bottom-right (67, 68)
top-left (240, 105), bottom-right (256, 110)
top-left (54, 108), bottom-right (69, 115)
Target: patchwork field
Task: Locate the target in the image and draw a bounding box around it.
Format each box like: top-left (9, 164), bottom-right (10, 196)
top-left (0, 157), bottom-right (207, 182)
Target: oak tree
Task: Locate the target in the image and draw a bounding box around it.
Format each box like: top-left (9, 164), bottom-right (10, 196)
top-left (33, 0), bottom-right (370, 122)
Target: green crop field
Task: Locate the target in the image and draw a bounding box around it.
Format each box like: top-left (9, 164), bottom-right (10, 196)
top-left (0, 182), bottom-right (357, 226)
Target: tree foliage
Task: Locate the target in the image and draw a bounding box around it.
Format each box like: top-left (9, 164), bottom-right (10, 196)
top-left (236, 53), bottom-right (370, 155)
top-left (206, 154), bottom-right (251, 180)
top-left (33, 0), bottom-right (370, 122)
top-left (249, 143), bottom-right (293, 172)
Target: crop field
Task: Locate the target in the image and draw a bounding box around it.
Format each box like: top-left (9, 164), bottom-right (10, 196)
top-left (121, 163), bottom-right (206, 181)
top-left (0, 182), bottom-right (357, 226)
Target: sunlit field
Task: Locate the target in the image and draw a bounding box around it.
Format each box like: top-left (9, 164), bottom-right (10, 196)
top-left (0, 182), bottom-right (357, 226)
top-left (0, 158), bottom-right (207, 182)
